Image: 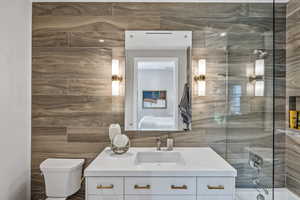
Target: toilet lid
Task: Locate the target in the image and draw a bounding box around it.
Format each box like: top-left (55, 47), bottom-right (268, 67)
top-left (40, 158), bottom-right (84, 172)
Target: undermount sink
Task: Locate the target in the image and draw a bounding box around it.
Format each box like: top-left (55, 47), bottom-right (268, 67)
top-left (134, 151), bottom-right (185, 166)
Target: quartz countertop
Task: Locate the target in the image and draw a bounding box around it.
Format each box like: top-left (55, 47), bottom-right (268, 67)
top-left (84, 147), bottom-right (237, 177)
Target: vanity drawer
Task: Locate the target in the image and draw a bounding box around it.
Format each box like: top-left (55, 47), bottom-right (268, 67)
top-left (125, 195), bottom-right (196, 200)
top-left (197, 177), bottom-right (235, 196)
top-left (125, 177), bottom-right (196, 195)
top-left (87, 177), bottom-right (123, 195)
top-left (88, 195), bottom-right (123, 200)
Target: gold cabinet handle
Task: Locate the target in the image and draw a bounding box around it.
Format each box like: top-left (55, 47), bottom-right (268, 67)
top-left (96, 184), bottom-right (114, 189)
top-left (134, 184), bottom-right (151, 189)
top-left (171, 184), bottom-right (188, 190)
top-left (207, 185), bottom-right (225, 190)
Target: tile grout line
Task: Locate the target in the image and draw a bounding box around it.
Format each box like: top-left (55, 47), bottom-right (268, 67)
top-left (287, 6), bottom-right (300, 18)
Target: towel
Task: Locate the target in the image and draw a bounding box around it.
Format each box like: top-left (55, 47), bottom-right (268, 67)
top-left (179, 83), bottom-right (191, 131)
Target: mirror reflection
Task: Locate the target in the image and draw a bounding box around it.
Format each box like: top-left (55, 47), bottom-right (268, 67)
top-left (124, 31), bottom-right (192, 131)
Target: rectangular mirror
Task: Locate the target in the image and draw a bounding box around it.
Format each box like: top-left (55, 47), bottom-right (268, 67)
top-left (125, 31), bottom-right (192, 131)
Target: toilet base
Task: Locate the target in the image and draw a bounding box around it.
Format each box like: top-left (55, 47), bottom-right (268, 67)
top-left (46, 198), bottom-right (66, 200)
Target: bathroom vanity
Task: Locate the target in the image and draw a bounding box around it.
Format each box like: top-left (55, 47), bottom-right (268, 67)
top-left (84, 148), bottom-right (237, 200)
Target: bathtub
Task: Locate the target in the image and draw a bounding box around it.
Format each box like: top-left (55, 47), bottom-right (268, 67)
top-left (236, 188), bottom-right (300, 200)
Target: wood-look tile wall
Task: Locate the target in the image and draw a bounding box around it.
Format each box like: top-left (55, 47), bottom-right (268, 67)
top-left (287, 0), bottom-right (300, 196)
top-left (31, 3), bottom-right (286, 199)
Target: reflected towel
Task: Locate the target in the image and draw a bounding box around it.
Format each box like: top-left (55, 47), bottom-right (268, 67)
top-left (179, 83), bottom-right (191, 130)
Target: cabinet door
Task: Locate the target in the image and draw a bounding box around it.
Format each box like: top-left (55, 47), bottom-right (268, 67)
top-left (125, 195), bottom-right (196, 200)
top-left (87, 177), bottom-right (123, 195)
top-left (197, 177), bottom-right (235, 196)
top-left (88, 195), bottom-right (123, 200)
top-left (125, 177), bottom-right (196, 195)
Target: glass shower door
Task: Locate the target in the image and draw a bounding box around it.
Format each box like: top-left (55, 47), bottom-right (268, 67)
top-left (223, 3), bottom-right (277, 199)
top-left (226, 43), bottom-right (274, 198)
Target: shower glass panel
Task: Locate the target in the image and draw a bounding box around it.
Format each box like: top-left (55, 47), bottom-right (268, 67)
top-left (200, 2), bottom-right (280, 200)
top-left (226, 36), bottom-right (274, 198)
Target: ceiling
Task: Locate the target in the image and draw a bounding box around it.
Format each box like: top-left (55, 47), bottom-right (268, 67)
top-left (32, 0), bottom-right (289, 3)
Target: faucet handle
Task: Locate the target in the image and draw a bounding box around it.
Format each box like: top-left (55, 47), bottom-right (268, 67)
top-left (166, 136), bottom-right (174, 151)
top-left (156, 137), bottom-right (162, 150)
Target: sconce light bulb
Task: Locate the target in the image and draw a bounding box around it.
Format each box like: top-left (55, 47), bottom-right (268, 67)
top-left (112, 81), bottom-right (120, 96)
top-left (255, 81), bottom-right (264, 97)
top-left (112, 59), bottom-right (121, 96)
top-left (197, 81), bottom-right (206, 96)
top-left (198, 59), bottom-right (206, 75)
top-left (196, 59), bottom-right (206, 96)
top-left (112, 59), bottom-right (120, 75)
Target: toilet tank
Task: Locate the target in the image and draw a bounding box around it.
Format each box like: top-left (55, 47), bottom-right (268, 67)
top-left (40, 159), bottom-right (84, 197)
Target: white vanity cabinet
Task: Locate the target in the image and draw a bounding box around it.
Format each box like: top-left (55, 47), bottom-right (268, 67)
top-left (84, 148), bottom-right (237, 200)
top-left (85, 176), bottom-right (235, 200)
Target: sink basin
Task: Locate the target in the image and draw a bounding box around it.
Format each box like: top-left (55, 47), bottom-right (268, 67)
top-left (135, 151), bottom-right (185, 166)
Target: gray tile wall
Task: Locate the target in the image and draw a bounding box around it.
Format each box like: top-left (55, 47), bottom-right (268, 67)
top-left (287, 0), bottom-right (300, 196)
top-left (31, 3), bottom-right (286, 199)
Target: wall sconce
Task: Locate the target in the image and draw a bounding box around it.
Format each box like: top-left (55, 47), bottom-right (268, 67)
top-left (249, 59), bottom-right (265, 96)
top-left (112, 59), bottom-right (122, 96)
top-left (194, 59), bottom-right (206, 96)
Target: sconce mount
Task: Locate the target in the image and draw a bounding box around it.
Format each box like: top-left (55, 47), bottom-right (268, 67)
top-left (249, 75), bottom-right (263, 83)
top-left (194, 75), bottom-right (206, 82)
top-left (112, 75), bottom-right (123, 82)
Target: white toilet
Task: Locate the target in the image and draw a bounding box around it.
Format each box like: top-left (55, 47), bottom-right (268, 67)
top-left (40, 158), bottom-right (84, 200)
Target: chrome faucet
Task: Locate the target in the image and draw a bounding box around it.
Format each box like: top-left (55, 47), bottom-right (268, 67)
top-left (166, 136), bottom-right (174, 151)
top-left (156, 137), bottom-right (162, 151)
top-left (156, 136), bottom-right (174, 151)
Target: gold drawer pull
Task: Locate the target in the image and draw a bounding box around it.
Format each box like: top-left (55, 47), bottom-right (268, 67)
top-left (97, 184), bottom-right (114, 189)
top-left (207, 185), bottom-right (225, 190)
top-left (134, 184), bottom-right (151, 189)
top-left (171, 184), bottom-right (188, 190)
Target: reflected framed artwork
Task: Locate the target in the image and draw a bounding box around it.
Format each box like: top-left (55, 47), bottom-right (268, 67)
top-left (142, 91), bottom-right (167, 109)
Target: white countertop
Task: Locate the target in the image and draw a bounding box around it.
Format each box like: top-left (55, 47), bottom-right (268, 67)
top-left (85, 147), bottom-right (237, 177)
